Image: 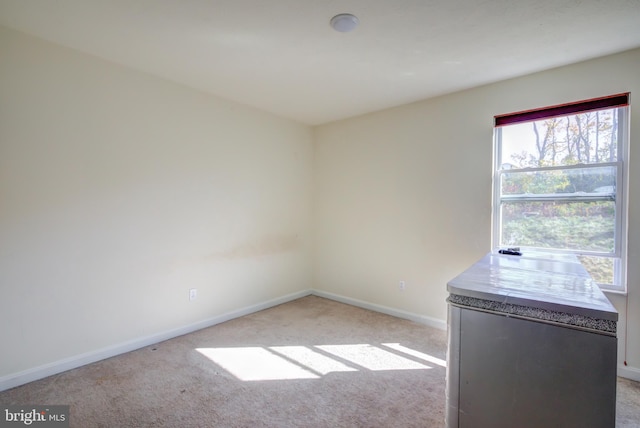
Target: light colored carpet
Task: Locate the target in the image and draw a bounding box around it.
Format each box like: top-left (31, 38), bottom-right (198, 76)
top-left (1, 296), bottom-right (638, 427)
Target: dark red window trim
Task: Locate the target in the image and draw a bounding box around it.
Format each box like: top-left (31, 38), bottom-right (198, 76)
top-left (494, 93), bottom-right (629, 127)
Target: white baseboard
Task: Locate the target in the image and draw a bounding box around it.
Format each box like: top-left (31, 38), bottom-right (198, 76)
top-left (618, 364), bottom-right (640, 382)
top-left (5, 288), bottom-right (632, 392)
top-left (0, 289), bottom-right (312, 392)
top-left (311, 289), bottom-right (447, 331)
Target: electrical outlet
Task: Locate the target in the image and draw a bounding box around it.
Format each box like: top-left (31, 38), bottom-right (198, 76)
top-left (189, 288), bottom-right (197, 301)
top-left (399, 281), bottom-right (405, 291)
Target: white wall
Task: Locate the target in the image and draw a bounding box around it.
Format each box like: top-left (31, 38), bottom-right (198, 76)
top-left (314, 48), bottom-right (640, 378)
top-left (2, 22), bottom-right (639, 388)
top-left (0, 26), bottom-right (314, 382)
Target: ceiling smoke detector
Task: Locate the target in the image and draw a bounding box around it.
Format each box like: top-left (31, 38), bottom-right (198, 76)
top-left (330, 13), bottom-right (359, 32)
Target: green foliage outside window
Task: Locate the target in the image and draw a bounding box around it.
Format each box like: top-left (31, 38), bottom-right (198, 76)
top-left (496, 106), bottom-right (625, 288)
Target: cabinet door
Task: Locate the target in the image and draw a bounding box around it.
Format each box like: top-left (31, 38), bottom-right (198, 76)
top-left (458, 309), bottom-right (616, 428)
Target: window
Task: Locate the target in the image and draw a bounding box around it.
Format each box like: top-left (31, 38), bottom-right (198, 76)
top-left (492, 94), bottom-right (629, 292)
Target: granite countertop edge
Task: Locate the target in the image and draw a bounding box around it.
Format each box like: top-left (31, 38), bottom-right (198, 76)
top-left (447, 293), bottom-right (617, 334)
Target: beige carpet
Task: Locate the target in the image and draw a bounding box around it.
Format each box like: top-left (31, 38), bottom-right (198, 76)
top-left (1, 296), bottom-right (639, 427)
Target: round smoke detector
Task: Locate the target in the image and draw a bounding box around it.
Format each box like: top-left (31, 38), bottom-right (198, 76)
top-left (330, 13), bottom-right (359, 32)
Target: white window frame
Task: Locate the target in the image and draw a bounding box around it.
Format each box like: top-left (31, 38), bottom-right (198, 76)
top-left (491, 97), bottom-right (629, 293)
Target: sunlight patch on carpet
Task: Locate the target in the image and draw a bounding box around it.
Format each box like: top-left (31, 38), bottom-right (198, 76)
top-left (270, 346), bottom-right (357, 375)
top-left (381, 343), bottom-right (447, 367)
top-left (196, 343), bottom-right (443, 381)
top-left (316, 344), bottom-right (430, 371)
top-left (197, 347), bottom-right (319, 381)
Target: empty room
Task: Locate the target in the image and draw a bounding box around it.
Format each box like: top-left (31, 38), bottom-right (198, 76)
top-left (1, 1), bottom-right (639, 427)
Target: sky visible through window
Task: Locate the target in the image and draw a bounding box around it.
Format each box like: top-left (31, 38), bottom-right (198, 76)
top-left (499, 108), bottom-right (618, 170)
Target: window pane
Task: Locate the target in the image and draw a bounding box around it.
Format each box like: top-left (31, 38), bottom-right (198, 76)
top-left (499, 109), bottom-right (619, 168)
top-left (577, 255), bottom-right (614, 286)
top-left (500, 201), bottom-right (615, 252)
top-left (501, 166), bottom-right (616, 196)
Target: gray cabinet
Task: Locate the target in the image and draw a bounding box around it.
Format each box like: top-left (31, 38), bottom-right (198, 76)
top-left (446, 252), bottom-right (618, 428)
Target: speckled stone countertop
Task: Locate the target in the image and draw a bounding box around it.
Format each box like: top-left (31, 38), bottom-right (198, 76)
top-left (447, 251), bottom-right (618, 333)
